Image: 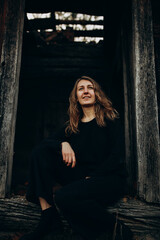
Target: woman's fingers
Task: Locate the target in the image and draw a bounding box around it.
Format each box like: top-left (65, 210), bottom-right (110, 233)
top-left (66, 154), bottom-right (72, 166)
top-left (71, 154), bottom-right (76, 168)
top-left (61, 142), bottom-right (76, 167)
top-left (64, 153), bottom-right (76, 167)
top-left (63, 153), bottom-right (76, 168)
top-left (66, 153), bottom-right (76, 167)
top-left (62, 153), bottom-right (66, 162)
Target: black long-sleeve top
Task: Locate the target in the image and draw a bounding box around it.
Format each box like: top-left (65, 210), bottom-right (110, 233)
top-left (42, 118), bottom-right (128, 178)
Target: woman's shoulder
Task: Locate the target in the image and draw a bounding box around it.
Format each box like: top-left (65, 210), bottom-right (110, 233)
top-left (105, 117), bottom-right (121, 126)
top-left (104, 117), bottom-right (124, 133)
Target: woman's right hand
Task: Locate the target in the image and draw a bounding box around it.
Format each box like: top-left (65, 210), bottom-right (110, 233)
top-left (61, 142), bottom-right (76, 168)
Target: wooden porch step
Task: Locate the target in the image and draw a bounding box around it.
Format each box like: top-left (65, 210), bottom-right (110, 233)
top-left (0, 196), bottom-right (160, 239)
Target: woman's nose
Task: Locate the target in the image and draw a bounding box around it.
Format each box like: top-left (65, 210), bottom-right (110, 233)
top-left (84, 87), bottom-right (88, 93)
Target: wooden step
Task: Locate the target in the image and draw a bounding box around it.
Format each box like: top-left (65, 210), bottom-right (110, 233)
top-left (0, 196), bottom-right (160, 239)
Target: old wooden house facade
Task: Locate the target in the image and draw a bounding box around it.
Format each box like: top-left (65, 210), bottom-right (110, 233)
top-left (0, 0), bottom-right (160, 239)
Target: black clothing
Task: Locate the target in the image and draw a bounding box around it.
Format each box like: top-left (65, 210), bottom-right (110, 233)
top-left (54, 175), bottom-right (126, 240)
top-left (26, 117), bottom-right (128, 240)
top-left (41, 117), bottom-right (127, 177)
top-left (20, 206), bottom-right (62, 240)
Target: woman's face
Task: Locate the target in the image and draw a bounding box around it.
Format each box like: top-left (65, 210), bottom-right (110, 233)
top-left (76, 80), bottom-right (96, 107)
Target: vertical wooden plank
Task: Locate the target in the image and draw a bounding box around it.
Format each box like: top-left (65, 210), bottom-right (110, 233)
top-left (0, 0), bottom-right (25, 197)
top-left (0, 0), bottom-right (7, 62)
top-left (132, 0), bottom-right (160, 203)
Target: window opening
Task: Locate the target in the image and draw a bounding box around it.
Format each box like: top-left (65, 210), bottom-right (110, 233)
top-left (26, 11), bottom-right (104, 45)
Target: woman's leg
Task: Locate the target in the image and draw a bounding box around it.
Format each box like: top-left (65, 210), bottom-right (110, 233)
top-left (26, 145), bottom-right (60, 205)
top-left (20, 144), bottom-right (81, 240)
top-left (39, 197), bottom-right (52, 210)
top-left (54, 175), bottom-right (127, 240)
top-left (26, 144), bottom-right (84, 205)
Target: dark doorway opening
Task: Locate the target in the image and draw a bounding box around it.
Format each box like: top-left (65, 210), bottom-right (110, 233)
top-left (11, 3), bottom-right (125, 196)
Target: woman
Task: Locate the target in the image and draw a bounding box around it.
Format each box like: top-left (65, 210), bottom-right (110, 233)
top-left (20, 76), bottom-right (133, 240)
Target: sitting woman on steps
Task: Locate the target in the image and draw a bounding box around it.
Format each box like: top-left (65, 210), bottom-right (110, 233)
top-left (20, 76), bottom-right (133, 240)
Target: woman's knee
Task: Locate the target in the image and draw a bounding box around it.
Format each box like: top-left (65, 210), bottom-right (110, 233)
top-left (54, 188), bottom-right (75, 210)
top-left (30, 144), bottom-right (53, 168)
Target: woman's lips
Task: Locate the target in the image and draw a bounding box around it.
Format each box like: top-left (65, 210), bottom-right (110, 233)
top-left (82, 96), bottom-right (91, 99)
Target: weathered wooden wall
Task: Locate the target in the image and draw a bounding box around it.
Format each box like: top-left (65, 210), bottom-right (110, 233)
top-left (0, 0), bottom-right (25, 197)
top-left (130, 0), bottom-right (160, 203)
top-left (121, 0), bottom-right (160, 203)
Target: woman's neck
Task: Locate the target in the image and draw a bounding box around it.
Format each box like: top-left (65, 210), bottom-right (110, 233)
top-left (81, 106), bottom-right (95, 122)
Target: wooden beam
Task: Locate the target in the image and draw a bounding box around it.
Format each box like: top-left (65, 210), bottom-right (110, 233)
top-left (25, 18), bottom-right (104, 31)
top-left (0, 196), bottom-right (160, 239)
top-left (55, 19), bottom-right (104, 26)
top-left (131, 0), bottom-right (160, 203)
top-left (74, 30), bottom-right (103, 37)
top-left (25, 0), bottom-right (105, 16)
top-left (0, 0), bottom-right (25, 197)
top-left (25, 28), bottom-right (103, 38)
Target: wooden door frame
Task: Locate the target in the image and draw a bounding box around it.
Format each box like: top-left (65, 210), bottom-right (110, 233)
top-left (0, 0), bottom-right (25, 197)
top-left (123, 0), bottom-right (160, 203)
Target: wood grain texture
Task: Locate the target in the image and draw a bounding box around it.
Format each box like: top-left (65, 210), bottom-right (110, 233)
top-left (0, 0), bottom-right (25, 197)
top-left (0, 196), bottom-right (160, 239)
top-left (131, 0), bottom-right (160, 203)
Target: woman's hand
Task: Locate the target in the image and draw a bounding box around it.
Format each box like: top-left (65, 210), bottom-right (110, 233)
top-left (61, 142), bottom-right (76, 168)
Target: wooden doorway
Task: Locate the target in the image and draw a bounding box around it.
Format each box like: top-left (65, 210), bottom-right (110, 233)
top-left (11, 4), bottom-right (126, 196)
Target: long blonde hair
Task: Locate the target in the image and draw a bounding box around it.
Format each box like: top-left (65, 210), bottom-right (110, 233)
top-left (65, 76), bottom-right (119, 134)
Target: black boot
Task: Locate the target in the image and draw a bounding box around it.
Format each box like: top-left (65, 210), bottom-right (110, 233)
top-left (113, 220), bottom-right (133, 240)
top-left (19, 206), bottom-right (63, 240)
